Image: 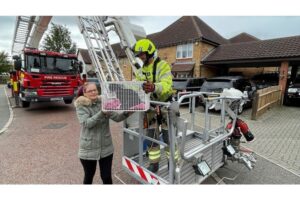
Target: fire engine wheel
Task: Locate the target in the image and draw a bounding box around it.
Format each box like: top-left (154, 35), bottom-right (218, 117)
top-left (64, 99), bottom-right (73, 104)
top-left (21, 100), bottom-right (30, 108)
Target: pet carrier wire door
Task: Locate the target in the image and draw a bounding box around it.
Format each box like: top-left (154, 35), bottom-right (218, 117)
top-left (101, 81), bottom-right (150, 111)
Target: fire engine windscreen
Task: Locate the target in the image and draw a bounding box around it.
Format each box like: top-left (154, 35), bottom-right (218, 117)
top-left (27, 55), bottom-right (78, 74)
top-left (101, 81), bottom-right (150, 111)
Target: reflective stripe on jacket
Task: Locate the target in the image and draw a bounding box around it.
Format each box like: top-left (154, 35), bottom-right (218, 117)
top-left (135, 58), bottom-right (173, 102)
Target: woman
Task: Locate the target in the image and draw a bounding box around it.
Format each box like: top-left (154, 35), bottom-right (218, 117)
top-left (74, 82), bottom-right (131, 184)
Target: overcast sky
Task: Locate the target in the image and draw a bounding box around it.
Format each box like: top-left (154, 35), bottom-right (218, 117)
top-left (1, 16), bottom-right (300, 57)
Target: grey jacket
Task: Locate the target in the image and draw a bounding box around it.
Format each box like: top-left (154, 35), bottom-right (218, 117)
top-left (74, 96), bottom-right (129, 160)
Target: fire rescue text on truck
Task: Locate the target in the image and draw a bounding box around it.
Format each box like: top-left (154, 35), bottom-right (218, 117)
top-left (11, 48), bottom-right (83, 108)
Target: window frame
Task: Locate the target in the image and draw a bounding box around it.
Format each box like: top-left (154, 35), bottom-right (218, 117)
top-left (176, 43), bottom-right (193, 59)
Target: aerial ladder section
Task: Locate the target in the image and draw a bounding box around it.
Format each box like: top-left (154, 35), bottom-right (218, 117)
top-left (11, 16), bottom-right (36, 55)
top-left (11, 16), bottom-right (52, 55)
top-left (77, 16), bottom-right (145, 82)
top-left (27, 16), bottom-right (52, 49)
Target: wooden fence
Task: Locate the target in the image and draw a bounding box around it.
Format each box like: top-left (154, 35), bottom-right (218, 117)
top-left (251, 85), bottom-right (282, 120)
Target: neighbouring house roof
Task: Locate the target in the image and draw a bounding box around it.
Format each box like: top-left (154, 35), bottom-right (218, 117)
top-left (78, 17), bottom-right (300, 70)
top-left (229, 32), bottom-right (260, 43)
top-left (172, 62), bottom-right (195, 72)
top-left (148, 16), bottom-right (228, 48)
top-left (77, 48), bottom-right (92, 64)
top-left (202, 35), bottom-right (300, 64)
top-left (78, 16), bottom-right (228, 63)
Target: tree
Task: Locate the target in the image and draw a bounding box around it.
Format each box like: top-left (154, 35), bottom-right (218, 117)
top-left (0, 51), bottom-right (12, 73)
top-left (42, 23), bottom-right (77, 54)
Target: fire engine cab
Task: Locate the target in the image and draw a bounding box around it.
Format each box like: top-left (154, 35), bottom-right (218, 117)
top-left (12, 48), bottom-right (83, 107)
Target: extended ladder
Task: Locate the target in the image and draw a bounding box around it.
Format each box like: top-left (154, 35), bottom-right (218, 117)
top-left (11, 16), bottom-right (52, 55)
top-left (77, 16), bottom-right (145, 82)
top-left (11, 16), bottom-right (36, 55)
top-left (12, 16), bottom-right (144, 81)
top-left (27, 16), bottom-right (52, 49)
top-left (77, 16), bottom-right (125, 82)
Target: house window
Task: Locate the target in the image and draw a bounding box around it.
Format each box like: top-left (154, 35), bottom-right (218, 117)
top-left (176, 43), bottom-right (193, 59)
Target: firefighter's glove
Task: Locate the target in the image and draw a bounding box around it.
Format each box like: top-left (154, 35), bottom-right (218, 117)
top-left (143, 81), bottom-right (155, 93)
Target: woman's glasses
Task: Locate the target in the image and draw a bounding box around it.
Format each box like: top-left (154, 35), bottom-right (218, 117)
top-left (85, 89), bottom-right (98, 93)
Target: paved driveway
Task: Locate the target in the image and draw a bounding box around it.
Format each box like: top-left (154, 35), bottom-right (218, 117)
top-left (176, 103), bottom-right (300, 180)
top-left (1, 85), bottom-right (299, 183)
top-left (242, 105), bottom-right (300, 176)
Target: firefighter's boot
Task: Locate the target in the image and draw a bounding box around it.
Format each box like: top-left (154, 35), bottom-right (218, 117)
top-left (147, 163), bottom-right (159, 173)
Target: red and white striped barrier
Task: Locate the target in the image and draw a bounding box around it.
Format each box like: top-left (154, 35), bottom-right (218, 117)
top-left (122, 157), bottom-right (165, 184)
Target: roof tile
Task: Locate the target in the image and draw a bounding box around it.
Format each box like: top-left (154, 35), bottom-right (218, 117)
top-left (229, 32), bottom-right (260, 43)
top-left (203, 35), bottom-right (300, 63)
top-left (148, 16), bottom-right (228, 48)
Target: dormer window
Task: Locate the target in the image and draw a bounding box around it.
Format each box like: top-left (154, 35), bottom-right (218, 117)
top-left (176, 43), bottom-right (193, 59)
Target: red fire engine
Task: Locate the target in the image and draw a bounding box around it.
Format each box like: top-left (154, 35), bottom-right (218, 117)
top-left (12, 48), bottom-right (84, 108)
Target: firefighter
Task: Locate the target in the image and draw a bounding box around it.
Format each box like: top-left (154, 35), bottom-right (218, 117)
top-left (11, 70), bottom-right (20, 106)
top-left (132, 38), bottom-right (180, 173)
top-left (9, 71), bottom-right (14, 97)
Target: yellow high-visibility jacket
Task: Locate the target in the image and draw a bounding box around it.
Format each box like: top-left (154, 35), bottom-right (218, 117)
top-left (135, 58), bottom-right (173, 102)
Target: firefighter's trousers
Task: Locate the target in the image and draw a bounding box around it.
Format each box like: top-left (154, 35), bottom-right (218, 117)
top-left (145, 108), bottom-right (180, 164)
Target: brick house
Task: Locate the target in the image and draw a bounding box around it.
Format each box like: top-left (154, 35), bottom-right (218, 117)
top-left (77, 16), bottom-right (228, 80)
top-left (146, 16), bottom-right (228, 78)
top-left (77, 16), bottom-right (300, 92)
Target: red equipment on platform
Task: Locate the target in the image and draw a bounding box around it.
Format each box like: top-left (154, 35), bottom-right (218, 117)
top-left (226, 118), bottom-right (255, 142)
